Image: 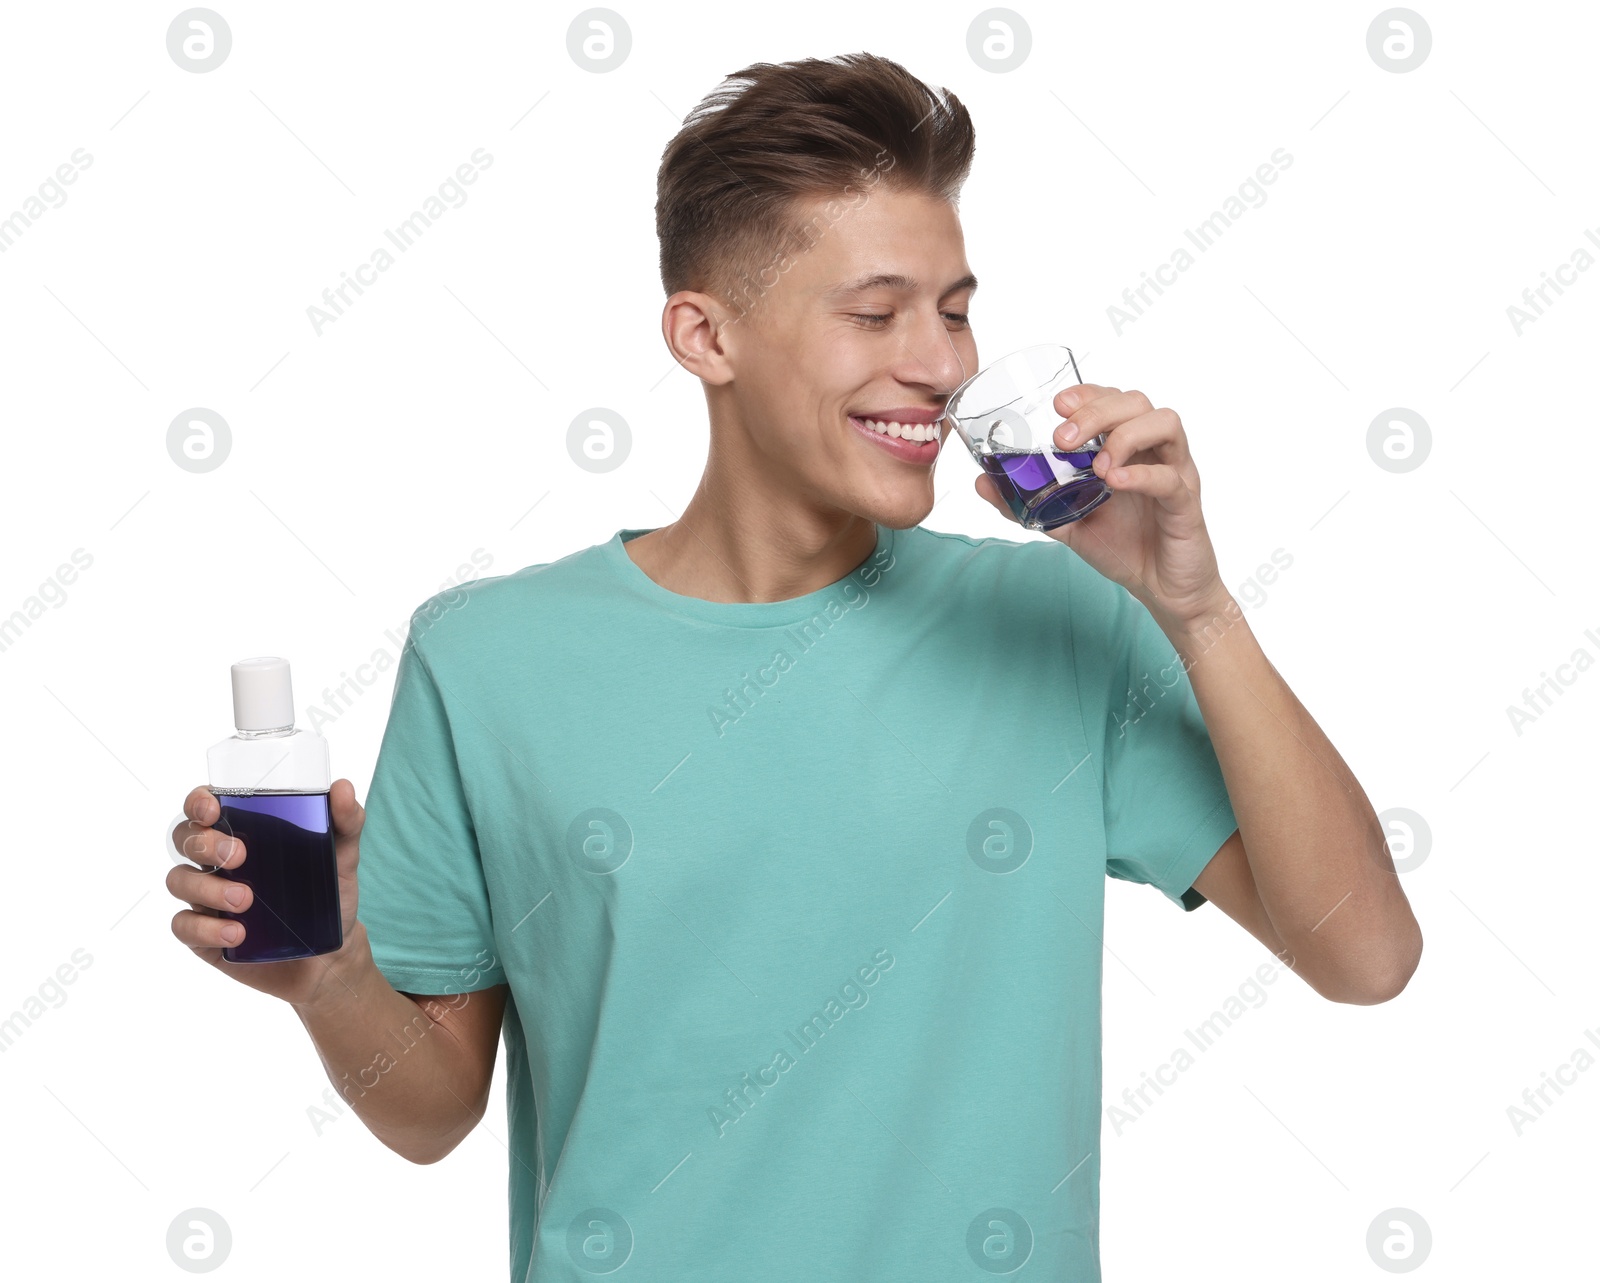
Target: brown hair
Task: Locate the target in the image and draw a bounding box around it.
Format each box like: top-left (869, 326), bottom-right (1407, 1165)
top-left (655, 52), bottom-right (976, 319)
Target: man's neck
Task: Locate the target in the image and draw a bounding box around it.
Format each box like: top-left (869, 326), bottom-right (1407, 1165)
top-left (623, 468), bottom-right (878, 605)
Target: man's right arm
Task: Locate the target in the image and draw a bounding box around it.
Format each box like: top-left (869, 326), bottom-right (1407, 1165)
top-left (292, 920), bottom-right (508, 1164)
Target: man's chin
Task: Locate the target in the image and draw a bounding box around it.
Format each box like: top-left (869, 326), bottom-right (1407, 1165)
top-left (846, 483), bottom-right (939, 532)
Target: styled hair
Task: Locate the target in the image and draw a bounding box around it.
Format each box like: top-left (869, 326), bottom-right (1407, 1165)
top-left (655, 52), bottom-right (976, 318)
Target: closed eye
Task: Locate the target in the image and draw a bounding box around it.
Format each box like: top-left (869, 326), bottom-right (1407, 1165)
top-left (853, 312), bottom-right (971, 328)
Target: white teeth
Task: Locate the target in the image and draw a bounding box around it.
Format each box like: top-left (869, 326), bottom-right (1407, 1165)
top-left (858, 417), bottom-right (936, 443)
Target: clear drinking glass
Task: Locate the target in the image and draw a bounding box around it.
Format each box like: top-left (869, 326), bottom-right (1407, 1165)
top-left (944, 344), bottom-right (1113, 531)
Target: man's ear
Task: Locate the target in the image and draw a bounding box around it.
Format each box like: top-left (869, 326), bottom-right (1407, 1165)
top-left (663, 290), bottom-right (739, 386)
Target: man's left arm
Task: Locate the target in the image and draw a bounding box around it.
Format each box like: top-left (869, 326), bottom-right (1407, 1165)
top-left (1165, 600), bottom-right (1423, 1005)
top-left (975, 380), bottom-right (1423, 1006)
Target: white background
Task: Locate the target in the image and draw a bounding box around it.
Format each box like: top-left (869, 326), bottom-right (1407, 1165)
top-left (1, 0), bottom-right (1595, 1278)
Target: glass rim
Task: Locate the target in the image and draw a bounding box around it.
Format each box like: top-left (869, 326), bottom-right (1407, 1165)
top-left (945, 343), bottom-right (1080, 424)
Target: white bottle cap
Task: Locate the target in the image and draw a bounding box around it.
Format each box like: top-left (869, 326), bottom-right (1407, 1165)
top-left (231, 657), bottom-right (295, 732)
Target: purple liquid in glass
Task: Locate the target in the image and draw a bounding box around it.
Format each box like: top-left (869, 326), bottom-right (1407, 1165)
top-left (978, 447), bottom-right (1112, 530)
top-left (213, 791), bottom-right (342, 962)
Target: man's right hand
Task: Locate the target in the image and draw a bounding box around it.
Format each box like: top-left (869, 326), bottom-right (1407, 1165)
top-left (167, 780), bottom-right (369, 1010)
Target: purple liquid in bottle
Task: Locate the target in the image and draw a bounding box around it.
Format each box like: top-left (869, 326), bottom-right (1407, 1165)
top-left (978, 447), bottom-right (1112, 529)
top-left (213, 791), bottom-right (341, 963)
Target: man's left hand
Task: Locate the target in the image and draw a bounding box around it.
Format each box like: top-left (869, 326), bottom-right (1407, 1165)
top-left (973, 383), bottom-right (1231, 635)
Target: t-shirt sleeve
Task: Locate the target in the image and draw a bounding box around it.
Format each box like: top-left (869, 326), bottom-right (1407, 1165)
top-left (1069, 559), bottom-right (1239, 912)
top-left (357, 615), bottom-right (508, 994)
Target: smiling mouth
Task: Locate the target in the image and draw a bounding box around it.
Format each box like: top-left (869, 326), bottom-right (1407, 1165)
top-left (847, 413), bottom-right (944, 463)
top-left (850, 414), bottom-right (943, 443)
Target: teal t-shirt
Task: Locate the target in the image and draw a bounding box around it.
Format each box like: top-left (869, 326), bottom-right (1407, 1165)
top-left (357, 522), bottom-right (1239, 1282)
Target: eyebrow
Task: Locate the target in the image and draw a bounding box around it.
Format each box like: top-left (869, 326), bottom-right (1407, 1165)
top-left (824, 272), bottom-right (979, 300)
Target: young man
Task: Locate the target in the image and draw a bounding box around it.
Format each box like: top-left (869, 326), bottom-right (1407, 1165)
top-left (169, 52), bottom-right (1421, 1281)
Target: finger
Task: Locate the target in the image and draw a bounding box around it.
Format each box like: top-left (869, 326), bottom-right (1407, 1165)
top-left (169, 817), bottom-right (246, 871)
top-left (1054, 382), bottom-right (1120, 417)
top-left (184, 784), bottom-right (221, 827)
top-left (1080, 406), bottom-right (1193, 472)
top-left (172, 785), bottom-right (247, 870)
top-left (172, 906), bottom-right (245, 951)
top-left (1097, 459), bottom-right (1200, 516)
top-left (1056, 388), bottom-right (1157, 445)
top-left (166, 862), bottom-right (252, 913)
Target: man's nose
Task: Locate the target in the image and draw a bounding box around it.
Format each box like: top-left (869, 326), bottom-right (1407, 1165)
top-left (897, 311), bottom-right (971, 395)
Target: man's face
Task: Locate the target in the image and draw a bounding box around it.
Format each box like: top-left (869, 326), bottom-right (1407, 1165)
top-left (716, 186), bottom-right (979, 529)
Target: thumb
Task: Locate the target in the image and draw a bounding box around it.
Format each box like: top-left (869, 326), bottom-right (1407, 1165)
top-left (329, 778), bottom-right (366, 842)
top-left (974, 474), bottom-right (1084, 553)
top-left (974, 474), bottom-right (1016, 522)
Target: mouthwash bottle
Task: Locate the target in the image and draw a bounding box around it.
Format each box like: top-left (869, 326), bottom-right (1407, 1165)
top-left (206, 657), bottom-right (342, 963)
